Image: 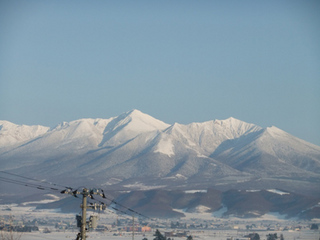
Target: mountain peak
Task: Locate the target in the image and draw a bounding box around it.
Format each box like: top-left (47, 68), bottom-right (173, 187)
top-left (116, 109), bottom-right (170, 132)
top-left (98, 110), bottom-right (170, 146)
top-left (125, 109), bottom-right (145, 117)
top-left (212, 117), bottom-right (262, 139)
top-left (216, 117), bottom-right (249, 125)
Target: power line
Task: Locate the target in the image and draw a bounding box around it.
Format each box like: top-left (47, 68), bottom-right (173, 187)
top-left (0, 170), bottom-right (154, 240)
top-left (0, 170), bottom-right (72, 189)
top-left (60, 186), bottom-right (149, 219)
top-left (95, 192), bottom-right (148, 218)
top-left (0, 176), bottom-right (58, 191)
top-left (0, 171), bottom-right (149, 220)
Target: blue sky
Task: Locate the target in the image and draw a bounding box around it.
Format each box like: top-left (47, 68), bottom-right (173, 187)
top-left (1, 1), bottom-right (319, 145)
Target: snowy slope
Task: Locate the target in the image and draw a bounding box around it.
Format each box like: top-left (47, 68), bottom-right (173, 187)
top-left (211, 126), bottom-right (320, 177)
top-left (0, 109), bottom-right (320, 198)
top-left (99, 109), bottom-right (170, 147)
top-left (161, 118), bottom-right (262, 156)
top-left (0, 121), bottom-right (49, 148)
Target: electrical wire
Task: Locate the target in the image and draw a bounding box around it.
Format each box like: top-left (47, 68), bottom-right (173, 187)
top-left (0, 170), bottom-right (149, 219)
top-left (103, 194), bottom-right (147, 218)
top-left (87, 198), bottom-right (146, 224)
top-left (0, 171), bottom-right (158, 240)
top-left (0, 176), bottom-right (58, 191)
top-left (0, 170), bottom-right (72, 189)
top-left (62, 187), bottom-right (149, 219)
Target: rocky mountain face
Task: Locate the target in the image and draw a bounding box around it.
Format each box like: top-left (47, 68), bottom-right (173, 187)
top-left (1, 109), bottom-right (320, 219)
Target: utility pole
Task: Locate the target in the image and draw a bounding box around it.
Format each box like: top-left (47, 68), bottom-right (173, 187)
top-left (132, 215), bottom-right (135, 240)
top-left (81, 188), bottom-right (89, 240)
top-left (61, 187), bottom-right (106, 240)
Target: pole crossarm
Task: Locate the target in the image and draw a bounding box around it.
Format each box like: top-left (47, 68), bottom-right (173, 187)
top-left (61, 187), bottom-right (107, 240)
top-left (88, 202), bottom-right (107, 210)
top-left (60, 187), bottom-right (106, 199)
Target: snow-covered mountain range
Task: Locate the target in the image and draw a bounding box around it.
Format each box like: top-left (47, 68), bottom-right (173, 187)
top-left (1, 109), bottom-right (320, 218)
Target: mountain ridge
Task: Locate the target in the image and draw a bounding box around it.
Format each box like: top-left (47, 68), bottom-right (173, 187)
top-left (1, 109), bottom-right (319, 178)
top-left (1, 109), bottom-right (320, 218)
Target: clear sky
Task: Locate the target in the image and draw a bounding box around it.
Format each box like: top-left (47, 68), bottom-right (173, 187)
top-left (1, 1), bottom-right (319, 146)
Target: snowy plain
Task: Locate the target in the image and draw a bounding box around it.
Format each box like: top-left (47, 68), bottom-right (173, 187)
top-left (1, 203), bottom-right (319, 240)
top-left (18, 230), bottom-right (319, 240)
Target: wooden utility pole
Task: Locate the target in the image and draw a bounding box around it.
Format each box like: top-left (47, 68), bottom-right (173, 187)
top-left (81, 188), bottom-right (89, 240)
top-left (61, 187), bottom-right (106, 240)
top-left (132, 215), bottom-right (135, 240)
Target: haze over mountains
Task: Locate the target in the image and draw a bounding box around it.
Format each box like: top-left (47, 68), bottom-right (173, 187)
top-left (1, 110), bottom-right (320, 218)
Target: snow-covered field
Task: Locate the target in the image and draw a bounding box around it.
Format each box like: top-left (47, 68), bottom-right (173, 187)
top-left (1, 204), bottom-right (319, 240)
top-left (17, 229), bottom-right (320, 240)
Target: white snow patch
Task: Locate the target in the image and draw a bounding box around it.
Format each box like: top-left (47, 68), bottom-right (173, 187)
top-left (236, 179), bottom-right (249, 183)
top-left (101, 178), bottom-right (122, 186)
top-left (21, 194), bottom-right (60, 206)
top-left (193, 205), bottom-right (211, 213)
top-left (163, 174), bottom-right (187, 180)
top-left (154, 138), bottom-right (175, 157)
top-left (175, 173), bottom-right (187, 179)
top-left (197, 153), bottom-right (209, 158)
top-left (267, 189), bottom-right (290, 195)
top-left (123, 182), bottom-right (166, 190)
top-left (247, 211), bottom-right (262, 216)
top-left (213, 205), bottom-right (228, 217)
top-left (184, 190), bottom-right (208, 194)
top-left (173, 208), bottom-right (213, 220)
top-left (260, 212), bottom-right (289, 220)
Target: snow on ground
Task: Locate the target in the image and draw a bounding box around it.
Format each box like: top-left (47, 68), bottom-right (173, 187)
top-left (19, 232), bottom-right (155, 240)
top-left (193, 205), bottom-right (211, 213)
top-left (212, 206), bottom-right (228, 218)
top-left (267, 189), bottom-right (290, 195)
top-left (184, 190), bottom-right (208, 194)
top-left (0, 203), bottom-right (74, 219)
top-left (259, 212), bottom-right (290, 221)
top-left (21, 194), bottom-right (60, 206)
top-left (101, 178), bottom-right (123, 186)
top-left (18, 228), bottom-right (319, 240)
top-left (246, 190), bottom-right (261, 192)
top-left (245, 189), bottom-right (290, 195)
top-left (123, 182), bottom-right (166, 190)
top-left (154, 138), bottom-right (175, 157)
top-left (173, 208), bottom-right (297, 222)
top-left (173, 208), bottom-right (216, 220)
top-left (2, 204), bottom-right (319, 240)
top-left (163, 174), bottom-right (187, 180)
